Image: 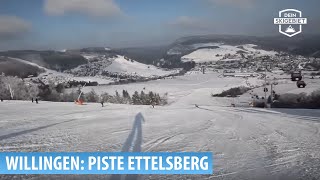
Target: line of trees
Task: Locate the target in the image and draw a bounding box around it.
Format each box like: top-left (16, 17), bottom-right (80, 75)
top-left (212, 86), bottom-right (251, 97)
top-left (83, 90), bottom-right (167, 105)
top-left (0, 75), bottom-right (167, 106)
top-left (43, 88), bottom-right (168, 106)
top-left (272, 91), bottom-right (320, 109)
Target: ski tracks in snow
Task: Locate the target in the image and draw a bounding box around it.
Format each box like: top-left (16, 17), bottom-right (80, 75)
top-left (193, 105), bottom-right (320, 179)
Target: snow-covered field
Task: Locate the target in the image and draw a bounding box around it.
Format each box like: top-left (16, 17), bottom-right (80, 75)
top-left (1, 71), bottom-right (320, 180)
top-left (182, 44), bottom-right (278, 63)
top-left (102, 56), bottom-right (178, 78)
top-left (79, 72), bottom-right (250, 105)
top-left (11, 56), bottom-right (178, 86)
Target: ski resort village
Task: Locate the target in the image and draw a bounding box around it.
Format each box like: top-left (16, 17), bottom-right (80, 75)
top-left (1, 36), bottom-right (320, 180)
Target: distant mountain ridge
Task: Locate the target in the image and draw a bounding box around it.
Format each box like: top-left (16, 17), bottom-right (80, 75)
top-left (117, 34), bottom-right (320, 69)
top-left (1, 34), bottom-right (320, 78)
top-left (0, 50), bottom-right (87, 71)
top-left (0, 56), bottom-right (45, 78)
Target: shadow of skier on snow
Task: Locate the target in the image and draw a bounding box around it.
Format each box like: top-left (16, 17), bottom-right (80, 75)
top-left (110, 112), bottom-right (145, 180)
top-left (121, 112), bottom-right (145, 152)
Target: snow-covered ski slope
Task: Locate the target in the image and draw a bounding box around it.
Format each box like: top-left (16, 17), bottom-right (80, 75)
top-left (1, 72), bottom-right (320, 180)
top-left (104, 55), bottom-right (178, 77)
top-left (0, 102), bottom-right (319, 179)
top-left (182, 44), bottom-right (278, 63)
top-left (73, 55), bottom-right (178, 78)
top-left (79, 72), bottom-right (255, 103)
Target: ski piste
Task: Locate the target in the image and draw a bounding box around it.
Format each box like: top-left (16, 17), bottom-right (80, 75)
top-left (0, 2), bottom-right (320, 179)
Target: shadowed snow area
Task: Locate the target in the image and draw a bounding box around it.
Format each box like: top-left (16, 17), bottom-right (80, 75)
top-left (121, 112), bottom-right (144, 153)
top-left (0, 72), bottom-right (320, 180)
top-left (110, 113), bottom-right (144, 180)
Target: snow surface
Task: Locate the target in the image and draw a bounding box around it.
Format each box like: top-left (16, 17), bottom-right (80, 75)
top-left (1, 71), bottom-right (320, 180)
top-left (72, 55), bottom-right (178, 79)
top-left (104, 56), bottom-right (178, 78)
top-left (79, 72), bottom-right (248, 102)
top-left (182, 44), bottom-right (278, 63)
top-left (10, 55), bottom-right (179, 86)
top-left (82, 54), bottom-right (98, 61)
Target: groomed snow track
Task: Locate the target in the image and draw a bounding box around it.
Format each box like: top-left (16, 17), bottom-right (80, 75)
top-left (0, 101), bottom-right (320, 180)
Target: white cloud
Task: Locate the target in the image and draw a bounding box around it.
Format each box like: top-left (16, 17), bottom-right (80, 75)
top-left (207, 0), bottom-right (256, 8)
top-left (44, 0), bottom-right (122, 17)
top-left (0, 15), bottom-right (31, 39)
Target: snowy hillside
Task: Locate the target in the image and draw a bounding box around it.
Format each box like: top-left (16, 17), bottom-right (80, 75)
top-left (3, 53), bottom-right (179, 86)
top-left (9, 57), bottom-right (114, 85)
top-left (104, 56), bottom-right (178, 77)
top-left (69, 55), bottom-right (179, 79)
top-left (181, 44), bottom-right (278, 63)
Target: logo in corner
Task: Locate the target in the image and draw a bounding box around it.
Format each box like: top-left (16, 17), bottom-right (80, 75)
top-left (274, 9), bottom-right (307, 37)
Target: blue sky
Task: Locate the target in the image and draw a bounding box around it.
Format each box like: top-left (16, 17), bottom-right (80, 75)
top-left (0, 0), bottom-right (319, 50)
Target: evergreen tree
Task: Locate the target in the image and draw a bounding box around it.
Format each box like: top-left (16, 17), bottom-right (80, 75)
top-left (122, 90), bottom-right (127, 98)
top-left (148, 91), bottom-right (155, 105)
top-left (140, 91), bottom-right (146, 105)
top-left (132, 91), bottom-right (140, 105)
top-left (122, 90), bottom-right (131, 104)
top-left (155, 93), bottom-right (161, 105)
top-left (115, 90), bottom-right (122, 103)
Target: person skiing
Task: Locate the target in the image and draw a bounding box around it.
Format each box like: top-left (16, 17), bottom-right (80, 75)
top-left (35, 98), bottom-right (38, 104)
top-left (1, 98), bottom-right (3, 102)
top-left (32, 98), bottom-right (34, 103)
top-left (100, 99), bottom-right (104, 107)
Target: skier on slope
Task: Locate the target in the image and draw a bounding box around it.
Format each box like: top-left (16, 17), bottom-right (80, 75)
top-left (100, 97), bottom-right (104, 107)
top-left (1, 98), bottom-right (3, 102)
top-left (32, 98), bottom-right (34, 103)
top-left (35, 98), bottom-right (39, 104)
